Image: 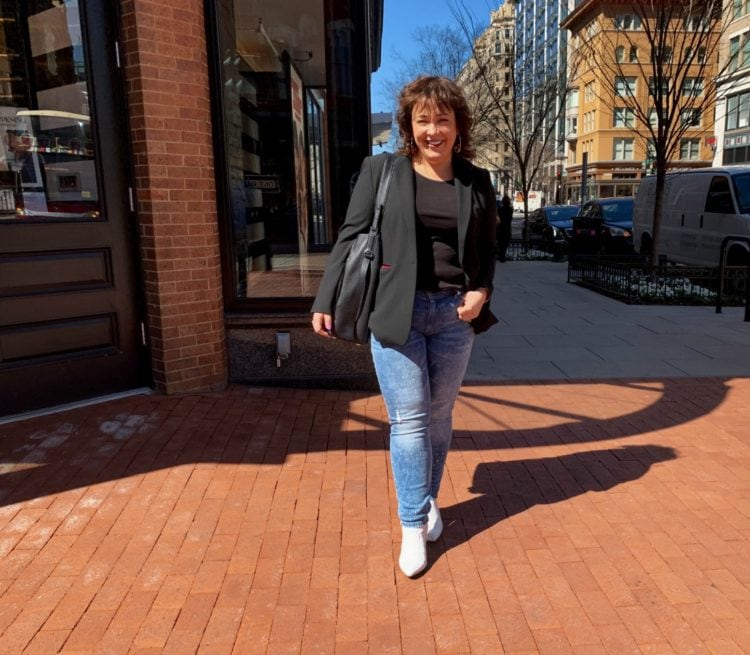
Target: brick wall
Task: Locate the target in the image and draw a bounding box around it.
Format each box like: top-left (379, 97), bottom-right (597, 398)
top-left (119, 0), bottom-right (227, 393)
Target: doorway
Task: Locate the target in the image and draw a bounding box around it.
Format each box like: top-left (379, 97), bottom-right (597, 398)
top-left (0, 1), bottom-right (147, 416)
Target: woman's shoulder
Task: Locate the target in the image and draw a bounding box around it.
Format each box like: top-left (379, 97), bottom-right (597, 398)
top-left (470, 161), bottom-right (492, 182)
top-left (363, 152), bottom-right (411, 181)
top-left (369, 151), bottom-right (409, 166)
top-left (454, 156), bottom-right (491, 182)
top-left (457, 160), bottom-right (493, 198)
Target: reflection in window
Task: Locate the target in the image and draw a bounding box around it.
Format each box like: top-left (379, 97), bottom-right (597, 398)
top-left (307, 88), bottom-right (329, 249)
top-left (731, 173), bottom-right (750, 214)
top-left (705, 176), bottom-right (734, 213)
top-left (612, 137), bottom-right (634, 160)
top-left (679, 138), bottom-right (701, 160)
top-left (613, 107), bottom-right (635, 127)
top-left (680, 108), bottom-right (701, 127)
top-left (215, 10), bottom-right (331, 301)
top-left (681, 77), bottom-right (704, 97)
top-left (615, 76), bottom-right (636, 97)
top-left (0, 1), bottom-right (99, 222)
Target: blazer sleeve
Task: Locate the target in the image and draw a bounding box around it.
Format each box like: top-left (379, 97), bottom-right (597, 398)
top-left (473, 167), bottom-right (497, 297)
top-left (310, 156), bottom-right (378, 315)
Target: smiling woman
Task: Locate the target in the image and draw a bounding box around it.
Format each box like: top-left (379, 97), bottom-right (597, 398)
top-left (312, 75), bottom-right (498, 578)
top-left (410, 104), bottom-right (458, 178)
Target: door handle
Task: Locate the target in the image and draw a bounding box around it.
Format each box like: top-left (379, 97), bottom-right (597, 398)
top-left (700, 215), bottom-right (703, 228)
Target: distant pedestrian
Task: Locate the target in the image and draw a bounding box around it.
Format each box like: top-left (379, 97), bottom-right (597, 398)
top-left (497, 194), bottom-right (513, 262)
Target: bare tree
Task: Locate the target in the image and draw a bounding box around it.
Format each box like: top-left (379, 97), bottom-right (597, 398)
top-left (571, 0), bottom-right (733, 267)
top-left (452, 1), bottom-right (575, 238)
top-left (375, 25), bottom-right (474, 112)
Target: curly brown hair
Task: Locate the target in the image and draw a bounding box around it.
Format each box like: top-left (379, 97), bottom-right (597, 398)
top-left (396, 76), bottom-right (475, 161)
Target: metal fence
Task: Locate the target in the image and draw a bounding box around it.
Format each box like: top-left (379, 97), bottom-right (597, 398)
top-left (567, 255), bottom-right (748, 306)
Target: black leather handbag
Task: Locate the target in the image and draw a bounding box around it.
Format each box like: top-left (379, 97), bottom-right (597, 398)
top-left (333, 154), bottom-right (395, 343)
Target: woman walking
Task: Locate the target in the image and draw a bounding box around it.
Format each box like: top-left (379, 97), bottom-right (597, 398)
top-left (311, 76), bottom-right (497, 577)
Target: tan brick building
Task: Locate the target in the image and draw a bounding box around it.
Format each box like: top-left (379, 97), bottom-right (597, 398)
top-left (561, 0), bottom-right (717, 202)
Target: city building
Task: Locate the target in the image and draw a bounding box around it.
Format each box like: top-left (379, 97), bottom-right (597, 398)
top-left (508, 0), bottom-right (572, 204)
top-left (713, 0), bottom-right (750, 166)
top-left (0, 0), bottom-right (383, 417)
top-left (458, 3), bottom-right (516, 194)
top-left (561, 0), bottom-right (717, 202)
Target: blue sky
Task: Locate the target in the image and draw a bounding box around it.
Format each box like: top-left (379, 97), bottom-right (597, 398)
top-left (371, 0), bottom-right (498, 113)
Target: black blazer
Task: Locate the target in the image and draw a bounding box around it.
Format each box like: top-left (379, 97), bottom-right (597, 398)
top-left (312, 152), bottom-right (497, 346)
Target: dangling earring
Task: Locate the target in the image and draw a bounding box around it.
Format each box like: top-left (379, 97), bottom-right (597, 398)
top-left (453, 135), bottom-right (462, 153)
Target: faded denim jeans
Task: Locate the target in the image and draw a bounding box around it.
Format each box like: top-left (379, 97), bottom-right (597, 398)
top-left (371, 289), bottom-right (475, 528)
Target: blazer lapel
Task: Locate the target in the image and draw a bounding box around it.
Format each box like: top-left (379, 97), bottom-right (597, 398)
top-left (454, 157), bottom-right (473, 267)
top-left (387, 155), bottom-right (416, 238)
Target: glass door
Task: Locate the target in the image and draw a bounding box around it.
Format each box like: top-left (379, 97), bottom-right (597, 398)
top-left (0, 1), bottom-right (146, 416)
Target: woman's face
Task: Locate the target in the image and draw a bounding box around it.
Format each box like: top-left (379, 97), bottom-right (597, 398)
top-left (410, 100), bottom-right (458, 168)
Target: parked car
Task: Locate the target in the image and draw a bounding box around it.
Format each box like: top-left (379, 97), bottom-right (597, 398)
top-left (634, 167), bottom-right (750, 267)
top-left (522, 204), bottom-right (580, 255)
top-left (571, 197), bottom-right (635, 255)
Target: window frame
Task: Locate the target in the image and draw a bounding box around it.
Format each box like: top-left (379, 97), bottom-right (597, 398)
top-left (614, 14), bottom-right (641, 30)
top-left (613, 107), bottom-right (635, 128)
top-left (680, 108), bottom-right (702, 128)
top-left (612, 137), bottom-right (635, 160)
top-left (681, 77), bottom-right (704, 97)
top-left (679, 138), bottom-right (701, 160)
top-left (615, 76), bottom-right (636, 98)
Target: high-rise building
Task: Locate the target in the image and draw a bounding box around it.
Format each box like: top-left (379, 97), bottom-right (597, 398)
top-left (508, 0), bottom-right (573, 203)
top-left (457, 3), bottom-right (515, 194)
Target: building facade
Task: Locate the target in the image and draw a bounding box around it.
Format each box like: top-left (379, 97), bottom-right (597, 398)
top-left (0, 0), bottom-right (383, 417)
top-left (509, 0), bottom-right (572, 204)
top-left (714, 0), bottom-right (750, 166)
top-left (459, 3), bottom-right (516, 195)
top-left (562, 0), bottom-right (718, 202)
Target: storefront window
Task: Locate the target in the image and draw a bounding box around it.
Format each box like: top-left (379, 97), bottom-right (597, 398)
top-left (0, 1), bottom-right (99, 222)
top-left (212, 2), bottom-right (330, 303)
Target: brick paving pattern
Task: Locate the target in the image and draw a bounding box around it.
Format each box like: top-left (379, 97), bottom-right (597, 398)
top-left (1, 379), bottom-right (749, 654)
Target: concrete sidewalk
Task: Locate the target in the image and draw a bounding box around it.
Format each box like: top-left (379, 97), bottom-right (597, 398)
top-left (1, 264), bottom-right (749, 654)
top-left (469, 261), bottom-right (750, 381)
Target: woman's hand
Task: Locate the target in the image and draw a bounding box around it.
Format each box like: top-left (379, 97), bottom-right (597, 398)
top-left (457, 288), bottom-right (489, 322)
top-left (312, 312), bottom-right (334, 338)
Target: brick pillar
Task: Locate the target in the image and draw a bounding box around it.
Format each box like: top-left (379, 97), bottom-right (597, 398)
top-left (119, 0), bottom-right (227, 394)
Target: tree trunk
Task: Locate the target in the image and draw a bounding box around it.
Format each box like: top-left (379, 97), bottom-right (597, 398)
top-left (649, 164), bottom-right (667, 269)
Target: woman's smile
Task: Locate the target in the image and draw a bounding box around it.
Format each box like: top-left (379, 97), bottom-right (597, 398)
top-left (411, 101), bottom-right (457, 169)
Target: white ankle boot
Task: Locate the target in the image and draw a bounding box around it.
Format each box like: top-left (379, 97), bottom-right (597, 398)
top-left (399, 525), bottom-right (427, 577)
top-left (426, 498), bottom-right (443, 542)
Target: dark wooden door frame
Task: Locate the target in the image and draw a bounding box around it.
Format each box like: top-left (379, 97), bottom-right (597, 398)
top-left (0, 0), bottom-right (150, 417)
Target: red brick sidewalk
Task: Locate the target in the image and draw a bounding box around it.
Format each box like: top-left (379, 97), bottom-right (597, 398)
top-left (1, 378), bottom-right (749, 654)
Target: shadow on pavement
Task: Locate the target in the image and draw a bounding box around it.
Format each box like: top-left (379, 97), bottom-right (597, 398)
top-left (433, 444), bottom-right (677, 563)
top-left (0, 377), bottom-right (729, 508)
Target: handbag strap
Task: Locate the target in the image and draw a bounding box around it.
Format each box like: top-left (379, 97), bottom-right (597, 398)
top-left (370, 153), bottom-right (395, 233)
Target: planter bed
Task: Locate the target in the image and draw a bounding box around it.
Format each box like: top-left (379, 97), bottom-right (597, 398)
top-left (567, 254), bottom-right (748, 306)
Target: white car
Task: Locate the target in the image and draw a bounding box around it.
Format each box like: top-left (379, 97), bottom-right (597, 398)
top-left (633, 167), bottom-right (750, 267)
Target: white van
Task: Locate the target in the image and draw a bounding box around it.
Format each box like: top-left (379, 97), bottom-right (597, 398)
top-left (633, 167), bottom-right (750, 266)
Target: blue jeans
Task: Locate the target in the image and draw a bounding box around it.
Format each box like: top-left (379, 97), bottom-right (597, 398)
top-left (371, 289), bottom-right (475, 528)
